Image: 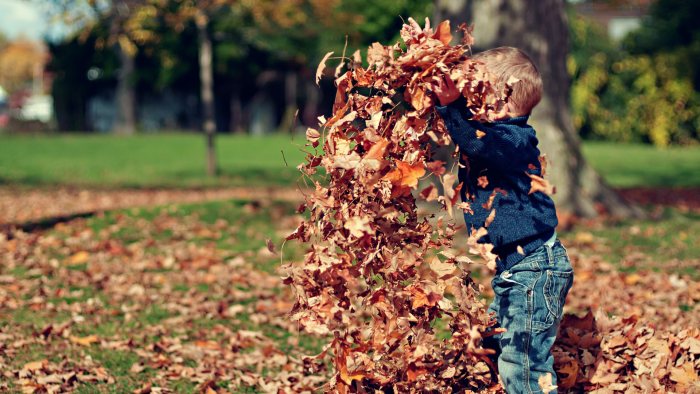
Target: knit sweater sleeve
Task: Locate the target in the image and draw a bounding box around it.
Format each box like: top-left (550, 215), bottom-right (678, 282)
top-left (435, 98), bottom-right (537, 170)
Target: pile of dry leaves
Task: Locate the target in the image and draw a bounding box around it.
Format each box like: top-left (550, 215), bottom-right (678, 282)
top-left (283, 20), bottom-right (526, 394)
top-left (283, 19), bottom-right (700, 394)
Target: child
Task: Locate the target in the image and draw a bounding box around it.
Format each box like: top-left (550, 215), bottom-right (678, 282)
top-left (431, 46), bottom-right (574, 393)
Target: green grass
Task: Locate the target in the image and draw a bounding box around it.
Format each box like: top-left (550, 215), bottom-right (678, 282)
top-left (0, 133), bottom-right (312, 188)
top-left (559, 207), bottom-right (700, 278)
top-left (581, 141), bottom-right (700, 188)
top-left (1, 134), bottom-right (698, 189)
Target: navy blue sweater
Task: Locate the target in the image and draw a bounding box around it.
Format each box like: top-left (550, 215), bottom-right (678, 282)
top-left (435, 98), bottom-right (558, 272)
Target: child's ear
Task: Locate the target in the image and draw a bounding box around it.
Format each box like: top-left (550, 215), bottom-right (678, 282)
top-left (493, 102), bottom-right (510, 120)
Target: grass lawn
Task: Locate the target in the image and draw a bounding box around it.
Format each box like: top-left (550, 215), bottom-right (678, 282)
top-left (0, 133), bottom-right (311, 189)
top-left (0, 133), bottom-right (698, 189)
top-left (581, 141), bottom-right (700, 188)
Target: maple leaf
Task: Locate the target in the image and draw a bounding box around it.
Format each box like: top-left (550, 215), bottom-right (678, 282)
top-left (367, 42), bottom-right (387, 66)
top-left (333, 152), bottom-right (362, 169)
top-left (344, 216), bottom-right (372, 238)
top-left (556, 361), bottom-right (579, 390)
top-left (537, 373), bottom-right (557, 394)
top-left (430, 255), bottom-right (456, 278)
top-left (477, 175), bottom-right (488, 188)
top-left (431, 21), bottom-right (453, 46)
top-left (383, 160), bottom-right (425, 197)
top-left (419, 184), bottom-right (439, 202)
top-left (426, 160), bottom-right (446, 176)
top-left (316, 52), bottom-right (334, 86)
top-left (671, 362), bottom-right (699, 392)
top-left (526, 173), bottom-right (556, 195)
top-left (364, 138), bottom-right (390, 161)
top-left (456, 201), bottom-right (473, 215)
top-left (458, 22), bottom-right (475, 49)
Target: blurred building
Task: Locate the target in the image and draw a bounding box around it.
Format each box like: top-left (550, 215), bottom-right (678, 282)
top-left (573, 0), bottom-right (651, 40)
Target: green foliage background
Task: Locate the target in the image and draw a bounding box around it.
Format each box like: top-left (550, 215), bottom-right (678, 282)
top-left (568, 0), bottom-right (700, 146)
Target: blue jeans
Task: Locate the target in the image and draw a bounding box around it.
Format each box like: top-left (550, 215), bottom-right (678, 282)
top-left (484, 239), bottom-right (574, 394)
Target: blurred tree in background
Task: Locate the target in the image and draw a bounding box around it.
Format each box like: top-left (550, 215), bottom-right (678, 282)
top-left (0, 39), bottom-right (46, 94)
top-left (569, 0), bottom-right (700, 146)
top-left (43, 0), bottom-right (431, 173)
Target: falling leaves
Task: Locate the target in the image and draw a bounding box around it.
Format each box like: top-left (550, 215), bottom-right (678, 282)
top-left (316, 51), bottom-right (334, 86)
top-left (283, 18), bottom-right (515, 394)
top-left (526, 173), bottom-right (556, 195)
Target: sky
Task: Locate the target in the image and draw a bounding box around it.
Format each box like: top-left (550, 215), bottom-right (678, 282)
top-left (0, 0), bottom-right (70, 42)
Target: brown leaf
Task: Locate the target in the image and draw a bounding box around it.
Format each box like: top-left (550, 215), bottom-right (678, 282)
top-left (265, 238), bottom-right (277, 255)
top-left (316, 51), bottom-right (334, 86)
top-left (556, 361), bottom-right (578, 390)
top-left (670, 362), bottom-right (699, 392)
top-left (419, 184), bottom-right (439, 202)
top-left (66, 251), bottom-right (89, 265)
top-left (22, 360), bottom-right (47, 371)
top-left (477, 175), bottom-right (488, 188)
top-left (195, 340), bottom-right (220, 351)
top-left (537, 372), bottom-right (557, 394)
top-left (484, 209), bottom-right (496, 227)
top-left (383, 160), bottom-right (426, 197)
top-left (431, 21), bottom-right (453, 46)
top-left (70, 335), bottom-right (99, 346)
top-left (526, 173), bottom-right (556, 195)
top-left (306, 127), bottom-right (321, 143)
top-left (426, 160), bottom-right (446, 176)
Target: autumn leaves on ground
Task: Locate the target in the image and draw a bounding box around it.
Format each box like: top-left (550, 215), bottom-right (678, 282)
top-left (0, 182), bottom-right (698, 394)
top-left (0, 188), bottom-right (698, 394)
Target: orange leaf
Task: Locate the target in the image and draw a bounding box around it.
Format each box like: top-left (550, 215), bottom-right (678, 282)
top-left (66, 251), bottom-right (89, 265)
top-left (431, 20), bottom-right (453, 46)
top-left (364, 138), bottom-right (390, 161)
top-left (22, 360), bottom-right (47, 371)
top-left (195, 340), bottom-right (220, 351)
top-left (671, 362), bottom-right (699, 392)
top-left (556, 361), bottom-right (578, 390)
top-left (485, 209), bottom-right (496, 227)
top-left (526, 173), bottom-right (556, 195)
top-left (383, 160), bottom-right (425, 197)
top-left (316, 52), bottom-right (334, 86)
top-left (70, 335), bottom-right (99, 346)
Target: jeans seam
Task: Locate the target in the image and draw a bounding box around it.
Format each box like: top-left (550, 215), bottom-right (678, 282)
top-left (524, 282), bottom-right (533, 394)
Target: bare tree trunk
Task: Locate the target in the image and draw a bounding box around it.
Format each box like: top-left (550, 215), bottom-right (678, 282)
top-left (230, 87), bottom-right (242, 133)
top-left (279, 70), bottom-right (298, 133)
top-left (302, 78), bottom-right (320, 128)
top-left (114, 42), bottom-right (136, 134)
top-left (197, 14), bottom-right (217, 176)
top-left (438, 0), bottom-right (642, 218)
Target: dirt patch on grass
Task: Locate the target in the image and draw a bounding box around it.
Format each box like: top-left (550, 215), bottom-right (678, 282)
top-left (0, 186), bottom-right (306, 226)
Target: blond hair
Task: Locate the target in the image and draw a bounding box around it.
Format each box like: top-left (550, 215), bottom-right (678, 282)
top-left (470, 47), bottom-right (543, 115)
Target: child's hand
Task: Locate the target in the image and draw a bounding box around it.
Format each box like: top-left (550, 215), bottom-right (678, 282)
top-left (403, 17), bottom-right (432, 49)
top-left (432, 74), bottom-right (461, 107)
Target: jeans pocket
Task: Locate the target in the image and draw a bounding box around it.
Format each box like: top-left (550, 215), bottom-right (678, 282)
top-left (544, 270), bottom-right (573, 320)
